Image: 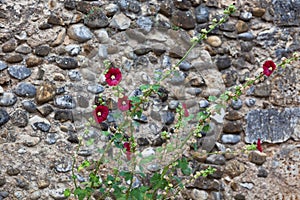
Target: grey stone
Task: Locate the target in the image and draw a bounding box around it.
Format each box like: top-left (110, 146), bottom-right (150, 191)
top-left (195, 5), bottom-right (209, 23)
top-left (68, 70), bottom-right (81, 81)
top-left (0, 92), bottom-right (17, 106)
top-left (273, 0), bottom-right (300, 26)
top-left (84, 9), bottom-right (109, 28)
top-left (0, 109), bottom-right (10, 127)
top-left (199, 99), bottom-right (209, 108)
top-left (15, 44), bottom-right (32, 54)
top-left (45, 133), bottom-right (58, 145)
top-left (54, 95), bottom-right (76, 109)
top-left (7, 65), bottom-right (31, 80)
top-left (87, 84), bottom-right (104, 94)
top-left (136, 16), bottom-right (153, 32)
top-left (248, 151), bottom-right (267, 165)
top-left (22, 100), bottom-right (37, 113)
top-left (77, 95), bottom-right (89, 108)
top-left (137, 137), bottom-right (149, 146)
top-left (65, 44), bottom-right (81, 56)
top-left (179, 60), bottom-right (192, 71)
top-left (206, 154), bottom-right (226, 165)
top-left (32, 122), bottom-right (51, 132)
top-left (98, 45), bottom-right (108, 58)
top-left (231, 99), bottom-right (243, 110)
top-left (6, 166), bottom-right (20, 176)
top-left (222, 70), bottom-right (238, 87)
top-left (56, 57), bottom-right (78, 69)
top-left (191, 189), bottom-right (208, 200)
top-left (161, 111), bottom-right (175, 125)
top-left (186, 88), bottom-right (202, 95)
top-left (221, 134), bottom-right (241, 144)
top-left (34, 45), bottom-right (50, 57)
top-left (37, 104), bottom-right (54, 116)
top-left (257, 166), bottom-right (268, 177)
top-left (14, 82), bottom-right (36, 98)
top-left (168, 100), bottom-right (179, 110)
top-left (49, 188), bottom-right (68, 200)
top-left (11, 110), bottom-right (28, 128)
top-left (216, 55), bottom-right (231, 70)
top-left (169, 71), bottom-right (185, 85)
top-left (239, 11), bottom-right (252, 21)
top-left (67, 24), bottom-right (93, 43)
top-left (110, 12), bottom-right (131, 30)
top-left (245, 98), bottom-right (256, 107)
top-left (253, 83), bottom-right (271, 97)
top-left (0, 61), bottom-right (7, 71)
top-left (245, 108), bottom-right (300, 143)
top-left (238, 32), bottom-right (255, 41)
top-left (55, 161), bottom-right (72, 173)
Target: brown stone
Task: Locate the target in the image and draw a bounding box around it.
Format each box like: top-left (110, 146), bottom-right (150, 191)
top-left (235, 20), bottom-right (248, 33)
top-left (5, 54), bottom-right (23, 63)
top-left (248, 151), bottom-right (267, 165)
top-left (224, 160), bottom-right (246, 178)
top-left (26, 56), bottom-right (43, 67)
top-left (206, 36), bottom-right (222, 47)
top-left (252, 7), bottom-right (266, 17)
top-left (35, 82), bottom-right (56, 104)
top-left (223, 120), bottom-right (243, 133)
top-left (2, 39), bottom-right (17, 52)
top-left (225, 110), bottom-right (243, 121)
top-left (37, 179), bottom-right (50, 189)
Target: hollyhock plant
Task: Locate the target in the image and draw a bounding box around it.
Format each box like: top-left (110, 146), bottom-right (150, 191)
top-left (93, 105), bottom-right (109, 123)
top-left (262, 60), bottom-right (276, 76)
top-left (105, 67), bottom-right (122, 86)
top-left (123, 142), bottom-right (131, 161)
top-left (118, 96), bottom-right (131, 111)
top-left (256, 138), bottom-right (263, 152)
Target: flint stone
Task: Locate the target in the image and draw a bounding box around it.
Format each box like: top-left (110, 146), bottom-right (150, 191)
top-left (0, 92), bottom-right (17, 106)
top-left (8, 65), bottom-right (31, 80)
top-left (84, 9), bottom-right (109, 28)
top-left (273, 0), bottom-right (300, 26)
top-left (14, 82), bottom-right (36, 98)
top-left (67, 24), bottom-right (93, 42)
top-left (0, 109), bottom-right (10, 126)
top-left (245, 108), bottom-right (300, 143)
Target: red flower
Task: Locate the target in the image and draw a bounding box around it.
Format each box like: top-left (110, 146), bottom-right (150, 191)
top-left (118, 96), bottom-right (131, 111)
top-left (256, 138), bottom-right (263, 152)
top-left (93, 105), bottom-right (109, 123)
top-left (262, 60), bottom-right (276, 76)
top-left (123, 142), bottom-right (131, 161)
top-left (182, 103), bottom-right (189, 117)
top-left (105, 67), bottom-right (122, 86)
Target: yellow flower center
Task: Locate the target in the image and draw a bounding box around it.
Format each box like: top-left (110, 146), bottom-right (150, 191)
top-left (268, 67), bottom-right (273, 71)
top-left (111, 75), bottom-right (116, 80)
top-left (97, 111), bottom-right (102, 116)
top-left (122, 100), bottom-right (127, 106)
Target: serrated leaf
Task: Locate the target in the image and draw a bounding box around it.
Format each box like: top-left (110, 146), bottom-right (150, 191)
top-left (140, 84), bottom-right (150, 91)
top-left (151, 84), bottom-right (160, 92)
top-left (78, 160), bottom-right (91, 172)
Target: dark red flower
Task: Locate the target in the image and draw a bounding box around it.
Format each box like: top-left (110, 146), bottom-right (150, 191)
top-left (93, 105), bottom-right (109, 123)
top-left (182, 103), bottom-right (189, 117)
top-left (256, 138), bottom-right (263, 152)
top-left (105, 67), bottom-right (122, 86)
top-left (118, 96), bottom-right (131, 111)
top-left (262, 60), bottom-right (276, 76)
top-left (123, 142), bottom-right (131, 161)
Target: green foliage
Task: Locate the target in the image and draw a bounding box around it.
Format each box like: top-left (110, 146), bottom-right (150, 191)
top-left (176, 157), bottom-right (192, 176)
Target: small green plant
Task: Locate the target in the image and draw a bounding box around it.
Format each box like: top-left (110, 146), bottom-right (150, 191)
top-left (64, 4), bottom-right (300, 199)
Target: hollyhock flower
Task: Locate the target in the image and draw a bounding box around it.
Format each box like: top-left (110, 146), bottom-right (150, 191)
top-left (123, 142), bottom-right (131, 161)
top-left (256, 138), bottom-right (263, 152)
top-left (262, 60), bottom-right (276, 76)
top-left (105, 67), bottom-right (122, 86)
top-left (118, 96), bottom-right (131, 111)
top-left (93, 105), bottom-right (109, 123)
top-left (182, 103), bottom-right (189, 117)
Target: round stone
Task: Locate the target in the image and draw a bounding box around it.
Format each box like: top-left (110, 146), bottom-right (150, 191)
top-left (195, 5), bottom-right (209, 23)
top-left (221, 134), bottom-right (241, 144)
top-left (0, 92), bottom-right (17, 106)
top-left (179, 60), bottom-right (192, 71)
top-left (14, 82), bottom-right (36, 97)
top-left (136, 16), bottom-right (153, 32)
top-left (87, 84), bottom-right (104, 94)
top-left (32, 122), bottom-right (51, 132)
top-left (22, 100), bottom-right (37, 113)
top-left (7, 65), bottom-right (31, 80)
top-left (231, 99), bottom-right (243, 110)
top-left (67, 24), bottom-right (93, 43)
top-left (206, 36), bottom-right (222, 47)
top-left (245, 98), bottom-right (256, 107)
top-left (68, 70), bottom-right (81, 81)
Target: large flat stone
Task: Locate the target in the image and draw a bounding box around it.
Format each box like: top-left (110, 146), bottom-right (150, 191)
top-left (245, 108), bottom-right (300, 143)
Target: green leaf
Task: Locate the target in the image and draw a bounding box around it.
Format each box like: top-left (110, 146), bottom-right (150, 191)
top-left (119, 171), bottom-right (133, 181)
top-left (86, 138), bottom-right (94, 146)
top-left (74, 188), bottom-right (88, 200)
top-left (177, 158), bottom-right (192, 176)
top-left (220, 93), bottom-right (229, 101)
top-left (129, 96), bottom-right (141, 104)
top-left (208, 95), bottom-right (217, 102)
top-left (150, 172), bottom-right (168, 190)
top-left (140, 84), bottom-right (150, 91)
top-left (151, 84), bottom-right (160, 92)
top-left (202, 124), bottom-right (210, 133)
top-left (64, 188), bottom-right (71, 197)
top-left (78, 160), bottom-right (91, 172)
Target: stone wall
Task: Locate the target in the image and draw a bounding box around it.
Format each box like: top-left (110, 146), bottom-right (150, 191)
top-left (0, 0), bottom-right (299, 199)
